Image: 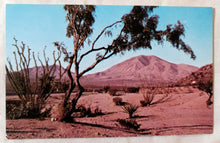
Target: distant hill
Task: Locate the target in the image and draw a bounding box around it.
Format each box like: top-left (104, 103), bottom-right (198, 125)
top-left (176, 64), bottom-right (213, 86)
top-left (83, 55), bottom-right (199, 87)
top-left (6, 65), bottom-right (71, 94)
top-left (28, 65), bottom-right (70, 81)
top-left (6, 55), bottom-right (202, 94)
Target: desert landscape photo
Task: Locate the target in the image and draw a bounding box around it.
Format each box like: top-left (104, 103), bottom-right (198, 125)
top-left (5, 5), bottom-right (213, 139)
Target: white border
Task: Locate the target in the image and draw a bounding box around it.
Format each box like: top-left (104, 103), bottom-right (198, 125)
top-left (0, 0), bottom-right (219, 143)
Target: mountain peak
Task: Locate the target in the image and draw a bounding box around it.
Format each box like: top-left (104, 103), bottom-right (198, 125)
top-left (133, 55), bottom-right (159, 60)
top-left (84, 55), bottom-right (199, 87)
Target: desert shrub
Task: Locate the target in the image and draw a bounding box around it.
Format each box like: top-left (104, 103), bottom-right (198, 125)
top-left (108, 89), bottom-right (118, 96)
top-left (6, 39), bottom-right (65, 119)
top-left (103, 85), bottom-right (110, 93)
top-left (113, 97), bottom-right (124, 105)
top-left (94, 107), bottom-right (105, 116)
top-left (54, 81), bottom-right (69, 93)
top-left (96, 89), bottom-right (104, 93)
top-left (140, 93), bottom-right (154, 107)
top-left (51, 101), bottom-right (74, 122)
top-left (126, 87), bottom-right (140, 93)
top-left (6, 100), bottom-right (52, 119)
top-left (122, 103), bottom-right (138, 118)
top-left (77, 105), bottom-right (92, 117)
top-left (6, 100), bottom-right (22, 119)
top-left (117, 119), bottom-right (141, 130)
top-left (139, 87), bottom-right (157, 107)
top-left (197, 80), bottom-right (213, 105)
top-left (77, 105), bottom-right (105, 117)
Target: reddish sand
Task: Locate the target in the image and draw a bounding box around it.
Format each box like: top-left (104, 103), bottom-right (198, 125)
top-left (6, 86), bottom-right (213, 139)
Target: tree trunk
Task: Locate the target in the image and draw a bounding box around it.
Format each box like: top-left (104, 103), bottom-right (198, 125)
top-left (58, 61), bottom-right (76, 122)
top-left (61, 79), bottom-right (84, 122)
top-left (63, 62), bottom-right (75, 107)
top-left (71, 81), bottom-right (84, 111)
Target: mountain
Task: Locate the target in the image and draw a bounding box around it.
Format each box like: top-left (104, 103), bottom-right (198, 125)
top-left (6, 65), bottom-right (71, 94)
top-left (176, 64), bottom-right (213, 86)
top-left (6, 55), bottom-right (201, 92)
top-left (83, 55), bottom-right (199, 87)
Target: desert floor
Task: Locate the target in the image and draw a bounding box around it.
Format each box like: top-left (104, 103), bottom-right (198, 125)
top-left (6, 86), bottom-right (213, 139)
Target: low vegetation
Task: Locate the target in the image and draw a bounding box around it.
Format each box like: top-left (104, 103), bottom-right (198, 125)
top-left (197, 80), bottom-right (213, 105)
top-left (140, 93), bottom-right (154, 107)
top-left (113, 97), bottom-right (126, 106)
top-left (125, 87), bottom-right (140, 93)
top-left (117, 119), bottom-right (141, 130)
top-left (76, 105), bottom-right (105, 118)
top-left (140, 88), bottom-right (156, 107)
top-left (103, 85), bottom-right (110, 93)
top-left (6, 100), bottom-right (51, 119)
top-left (108, 89), bottom-right (119, 96)
top-left (6, 39), bottom-right (65, 119)
top-left (122, 103), bottom-right (139, 118)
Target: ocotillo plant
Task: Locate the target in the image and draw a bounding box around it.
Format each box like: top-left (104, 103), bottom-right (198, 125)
top-left (6, 38), bottom-right (65, 118)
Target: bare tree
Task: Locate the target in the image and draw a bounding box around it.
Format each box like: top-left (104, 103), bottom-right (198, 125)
top-left (6, 38), bottom-right (65, 118)
top-left (54, 5), bottom-right (196, 122)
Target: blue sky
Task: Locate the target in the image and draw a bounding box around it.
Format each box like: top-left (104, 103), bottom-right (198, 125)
top-left (6, 5), bottom-right (213, 74)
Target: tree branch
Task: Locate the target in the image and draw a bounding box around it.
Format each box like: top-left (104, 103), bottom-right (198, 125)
top-left (77, 21), bottom-right (122, 64)
top-left (77, 47), bottom-right (107, 64)
top-left (78, 50), bottom-right (114, 78)
top-left (92, 20), bottom-right (122, 50)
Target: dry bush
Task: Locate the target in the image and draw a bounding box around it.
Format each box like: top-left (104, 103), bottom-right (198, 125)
top-left (6, 38), bottom-right (64, 119)
top-left (140, 93), bottom-right (154, 107)
top-left (126, 87), bottom-right (140, 93)
top-left (103, 85), bottom-right (110, 93)
top-left (77, 105), bottom-right (92, 117)
top-left (51, 101), bottom-right (73, 122)
top-left (108, 89), bottom-right (118, 96)
top-left (113, 97), bottom-right (124, 106)
top-left (76, 105), bottom-right (105, 117)
top-left (6, 100), bottom-right (52, 119)
top-left (117, 119), bottom-right (141, 130)
top-left (122, 103), bottom-right (139, 118)
top-left (140, 88), bottom-right (156, 107)
top-left (197, 80), bottom-right (213, 105)
top-left (54, 81), bottom-right (69, 93)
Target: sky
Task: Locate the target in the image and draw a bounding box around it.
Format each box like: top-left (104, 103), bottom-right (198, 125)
top-left (6, 5), bottom-right (213, 74)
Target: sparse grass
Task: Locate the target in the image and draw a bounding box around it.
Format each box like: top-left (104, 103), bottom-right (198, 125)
top-left (117, 119), bottom-right (141, 130)
top-left (122, 103), bottom-right (138, 118)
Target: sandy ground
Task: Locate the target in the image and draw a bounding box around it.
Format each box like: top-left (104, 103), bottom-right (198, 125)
top-left (6, 86), bottom-right (213, 139)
